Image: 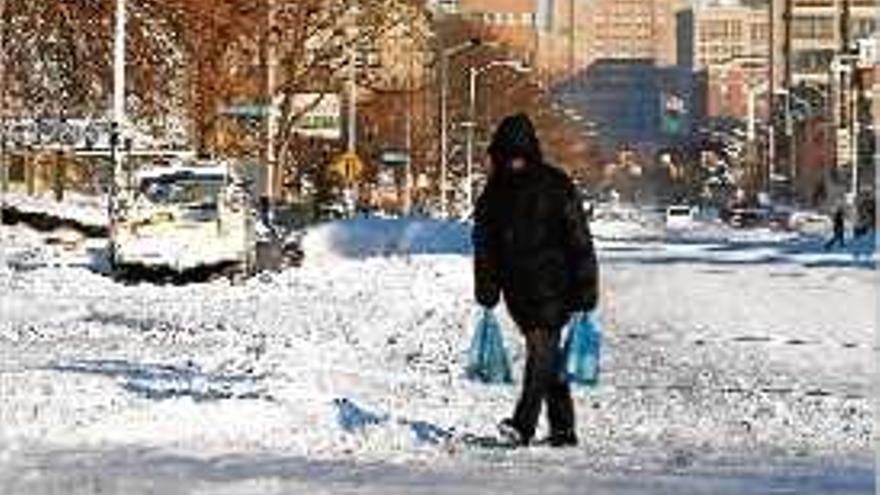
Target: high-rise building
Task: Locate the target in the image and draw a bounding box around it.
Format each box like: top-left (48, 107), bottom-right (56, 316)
top-left (550, 0), bottom-right (692, 152)
top-left (582, 0), bottom-right (681, 67)
top-left (770, 0), bottom-right (879, 86)
top-left (692, 4), bottom-right (770, 70)
top-left (453, 0), bottom-right (696, 153)
top-left (454, 0), bottom-right (687, 79)
top-left (687, 0), bottom-right (878, 116)
top-left (534, 0), bottom-right (686, 79)
top-left (688, 3), bottom-right (771, 120)
top-left (455, 0), bottom-right (542, 64)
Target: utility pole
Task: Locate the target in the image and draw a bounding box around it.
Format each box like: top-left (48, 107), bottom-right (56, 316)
top-left (404, 107), bottom-right (413, 215)
top-left (840, 0), bottom-right (851, 55)
top-left (343, 3), bottom-right (359, 218)
top-left (346, 3), bottom-right (359, 157)
top-left (266, 0), bottom-right (277, 205)
top-left (466, 66), bottom-right (477, 211)
top-left (438, 38), bottom-right (488, 219)
top-left (842, 0), bottom-right (857, 201)
top-left (347, 49), bottom-right (357, 155)
top-left (110, 0), bottom-right (126, 254)
top-left (0, 0), bottom-right (8, 211)
top-left (439, 48), bottom-right (449, 218)
top-left (113, 0), bottom-right (126, 158)
top-left (569, 0), bottom-right (576, 75)
top-left (783, 0), bottom-right (796, 197)
top-left (258, 0), bottom-right (278, 217)
top-left (403, 11), bottom-right (414, 216)
top-left (850, 70), bottom-right (859, 198)
top-left (767, 0), bottom-right (776, 195)
top-left (465, 60), bottom-right (531, 212)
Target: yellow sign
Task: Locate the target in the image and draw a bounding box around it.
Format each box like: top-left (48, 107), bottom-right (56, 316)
top-left (331, 152), bottom-right (364, 182)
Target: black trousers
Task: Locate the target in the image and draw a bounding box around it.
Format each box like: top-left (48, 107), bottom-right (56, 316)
top-left (825, 231), bottom-right (845, 249)
top-left (512, 327), bottom-right (575, 441)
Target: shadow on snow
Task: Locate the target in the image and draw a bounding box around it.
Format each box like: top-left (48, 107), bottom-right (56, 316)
top-left (47, 358), bottom-right (270, 402)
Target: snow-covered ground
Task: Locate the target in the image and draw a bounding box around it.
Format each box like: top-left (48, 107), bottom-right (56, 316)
top-left (2, 191), bottom-right (109, 228)
top-left (0, 215), bottom-right (875, 494)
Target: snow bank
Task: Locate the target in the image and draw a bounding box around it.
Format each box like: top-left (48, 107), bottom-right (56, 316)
top-left (302, 217), bottom-right (472, 262)
top-left (591, 219), bottom-right (658, 240)
top-left (3, 191), bottom-right (109, 228)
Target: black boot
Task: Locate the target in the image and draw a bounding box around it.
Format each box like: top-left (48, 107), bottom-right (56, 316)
top-left (547, 429), bottom-right (578, 448)
top-left (498, 418), bottom-right (529, 447)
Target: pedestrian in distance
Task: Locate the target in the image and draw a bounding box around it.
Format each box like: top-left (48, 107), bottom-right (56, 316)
top-left (473, 113), bottom-right (599, 448)
top-left (825, 207), bottom-right (846, 250)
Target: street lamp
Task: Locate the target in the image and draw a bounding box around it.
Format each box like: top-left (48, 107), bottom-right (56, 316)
top-left (438, 38), bottom-right (497, 218)
top-left (0, 0), bottom-right (7, 222)
top-left (465, 59), bottom-right (531, 211)
top-left (109, 0), bottom-right (127, 260)
top-left (831, 53), bottom-right (861, 202)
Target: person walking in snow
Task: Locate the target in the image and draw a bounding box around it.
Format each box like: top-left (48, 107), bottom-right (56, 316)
top-left (825, 207), bottom-right (846, 250)
top-left (472, 113), bottom-right (599, 448)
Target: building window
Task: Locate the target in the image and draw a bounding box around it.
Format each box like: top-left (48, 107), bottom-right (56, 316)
top-left (750, 23), bottom-right (768, 43)
top-left (792, 15), bottom-right (835, 41)
top-left (793, 49), bottom-right (834, 74)
top-left (855, 18), bottom-right (877, 39)
top-left (793, 0), bottom-right (835, 6)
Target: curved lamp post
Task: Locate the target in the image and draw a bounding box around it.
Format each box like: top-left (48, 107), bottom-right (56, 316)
top-left (437, 38), bottom-right (497, 218)
top-left (464, 59), bottom-right (530, 212)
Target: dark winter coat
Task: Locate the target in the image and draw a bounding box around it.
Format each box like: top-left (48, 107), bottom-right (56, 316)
top-left (473, 114), bottom-right (598, 330)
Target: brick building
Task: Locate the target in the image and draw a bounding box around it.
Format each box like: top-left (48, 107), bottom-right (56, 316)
top-left (776, 0), bottom-right (878, 87)
top-left (453, 0), bottom-right (686, 80)
top-left (688, 3), bottom-right (771, 121)
top-left (692, 4), bottom-right (769, 70)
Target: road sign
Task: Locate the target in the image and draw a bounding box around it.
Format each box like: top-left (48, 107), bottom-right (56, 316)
top-left (331, 151), bottom-right (364, 183)
top-left (661, 93), bottom-right (686, 136)
top-left (858, 38), bottom-right (877, 68)
top-left (221, 94), bottom-right (342, 140)
top-left (291, 93), bottom-right (342, 139)
top-left (380, 150), bottom-right (409, 167)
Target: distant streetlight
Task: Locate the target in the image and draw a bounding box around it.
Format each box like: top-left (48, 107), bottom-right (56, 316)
top-left (438, 38), bottom-right (498, 218)
top-left (465, 59), bottom-right (531, 210)
top-left (0, 0), bottom-right (8, 217)
top-left (831, 53), bottom-right (861, 202)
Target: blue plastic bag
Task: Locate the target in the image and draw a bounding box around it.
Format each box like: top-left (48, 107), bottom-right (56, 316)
top-left (466, 308), bottom-right (513, 384)
top-left (562, 311), bottom-right (601, 386)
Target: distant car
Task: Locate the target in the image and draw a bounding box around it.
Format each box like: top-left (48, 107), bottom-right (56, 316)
top-left (665, 205), bottom-right (697, 229)
top-left (788, 211), bottom-right (832, 235)
top-left (318, 202), bottom-right (348, 220)
top-left (766, 209), bottom-right (792, 231)
top-left (726, 208), bottom-right (768, 228)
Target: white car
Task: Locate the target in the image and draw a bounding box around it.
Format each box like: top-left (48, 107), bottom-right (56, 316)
top-left (788, 211), bottom-right (832, 236)
top-left (111, 163), bottom-right (256, 274)
top-left (665, 205), bottom-right (697, 229)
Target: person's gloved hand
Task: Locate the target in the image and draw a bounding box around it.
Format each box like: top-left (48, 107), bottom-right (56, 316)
top-left (566, 294), bottom-right (597, 315)
top-left (476, 291), bottom-right (500, 310)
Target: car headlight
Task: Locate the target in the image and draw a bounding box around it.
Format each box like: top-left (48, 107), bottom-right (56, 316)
top-left (150, 211), bottom-right (174, 224)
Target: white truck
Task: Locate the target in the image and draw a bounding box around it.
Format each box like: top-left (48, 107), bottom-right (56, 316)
top-left (665, 204), bottom-right (697, 229)
top-left (110, 162), bottom-right (256, 277)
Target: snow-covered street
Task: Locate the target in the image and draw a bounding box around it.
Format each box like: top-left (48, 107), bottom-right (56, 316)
top-left (0, 215), bottom-right (875, 494)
